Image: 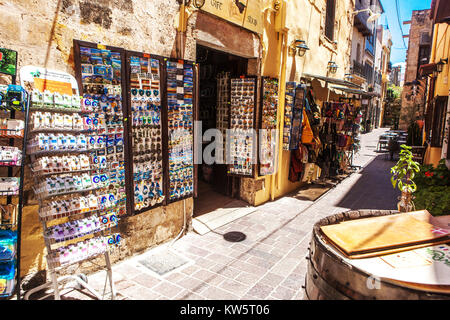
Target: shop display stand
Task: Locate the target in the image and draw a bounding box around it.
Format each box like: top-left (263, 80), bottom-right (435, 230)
top-left (0, 89), bottom-right (30, 300)
top-left (24, 126), bottom-right (117, 301)
top-left (165, 59), bottom-right (196, 204)
top-left (124, 51), bottom-right (167, 214)
top-left (259, 77), bottom-right (279, 176)
top-left (21, 64), bottom-right (119, 300)
top-left (227, 76), bottom-right (258, 178)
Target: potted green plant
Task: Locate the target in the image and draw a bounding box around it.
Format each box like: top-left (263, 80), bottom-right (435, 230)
top-left (390, 144), bottom-right (421, 212)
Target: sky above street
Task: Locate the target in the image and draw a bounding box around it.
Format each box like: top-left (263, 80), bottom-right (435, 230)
top-left (380, 0), bottom-right (432, 67)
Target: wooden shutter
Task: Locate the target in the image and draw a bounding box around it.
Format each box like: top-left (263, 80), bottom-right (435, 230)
top-left (325, 0), bottom-right (335, 40)
top-left (431, 96), bottom-right (448, 147)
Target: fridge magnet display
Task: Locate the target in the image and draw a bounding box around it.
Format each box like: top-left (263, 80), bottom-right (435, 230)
top-left (128, 54), bottom-right (165, 211)
top-left (228, 77), bottom-right (256, 176)
top-left (259, 78), bottom-right (278, 176)
top-left (166, 60), bottom-right (194, 202)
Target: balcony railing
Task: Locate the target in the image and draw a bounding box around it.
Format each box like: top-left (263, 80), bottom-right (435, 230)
top-left (354, 1), bottom-right (372, 36)
top-left (351, 60), bottom-right (366, 78)
top-left (375, 71), bottom-right (382, 85)
top-left (351, 60), bottom-right (377, 84)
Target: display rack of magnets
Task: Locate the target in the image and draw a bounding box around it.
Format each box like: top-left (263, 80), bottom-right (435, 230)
top-left (228, 77), bottom-right (257, 176)
top-left (166, 60), bottom-right (194, 202)
top-left (76, 45), bottom-right (127, 216)
top-left (259, 77), bottom-right (278, 176)
top-left (128, 53), bottom-right (165, 212)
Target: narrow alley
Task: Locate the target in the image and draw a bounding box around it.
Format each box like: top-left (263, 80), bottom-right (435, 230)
top-left (65, 128), bottom-right (400, 300)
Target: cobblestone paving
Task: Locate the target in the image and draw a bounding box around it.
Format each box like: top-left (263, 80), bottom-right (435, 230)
top-left (63, 128), bottom-right (400, 300)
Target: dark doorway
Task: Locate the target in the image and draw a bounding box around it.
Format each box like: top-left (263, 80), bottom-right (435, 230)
top-left (194, 45), bottom-right (248, 217)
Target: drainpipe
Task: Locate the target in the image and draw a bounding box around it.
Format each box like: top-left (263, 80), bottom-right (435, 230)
top-left (269, 0), bottom-right (288, 200)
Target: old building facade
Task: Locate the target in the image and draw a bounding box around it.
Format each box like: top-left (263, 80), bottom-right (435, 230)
top-left (0, 0), bottom-right (393, 290)
top-left (399, 9), bottom-right (433, 131)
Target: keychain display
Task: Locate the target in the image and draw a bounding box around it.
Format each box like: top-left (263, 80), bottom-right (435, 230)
top-left (229, 77), bottom-right (256, 176)
top-left (259, 78), bottom-right (278, 176)
top-left (38, 192), bottom-right (124, 221)
top-left (129, 55), bottom-right (164, 210)
top-left (166, 60), bottom-right (194, 201)
top-left (45, 211), bottom-right (118, 244)
top-left (46, 234), bottom-right (120, 269)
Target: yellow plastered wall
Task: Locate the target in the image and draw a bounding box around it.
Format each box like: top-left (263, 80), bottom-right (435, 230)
top-left (424, 22), bottom-right (450, 167)
top-left (253, 0), bottom-right (355, 205)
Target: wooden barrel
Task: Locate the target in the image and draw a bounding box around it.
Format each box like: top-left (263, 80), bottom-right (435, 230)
top-left (304, 209), bottom-right (450, 300)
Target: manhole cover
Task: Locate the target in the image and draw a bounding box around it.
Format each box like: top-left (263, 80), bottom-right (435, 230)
top-left (223, 231), bottom-right (246, 242)
top-left (138, 250), bottom-right (188, 276)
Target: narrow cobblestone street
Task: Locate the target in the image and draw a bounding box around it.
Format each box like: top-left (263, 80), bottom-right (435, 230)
top-left (64, 128), bottom-right (400, 300)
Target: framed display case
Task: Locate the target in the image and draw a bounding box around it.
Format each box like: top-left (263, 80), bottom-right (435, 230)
top-left (165, 59), bottom-right (195, 203)
top-left (124, 51), bottom-right (167, 213)
top-left (259, 77), bottom-right (278, 176)
top-left (227, 76), bottom-right (258, 178)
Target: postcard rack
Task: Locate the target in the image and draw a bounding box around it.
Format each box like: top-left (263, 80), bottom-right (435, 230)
top-left (0, 85), bottom-right (29, 300)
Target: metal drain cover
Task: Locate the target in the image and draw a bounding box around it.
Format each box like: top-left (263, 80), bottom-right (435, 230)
top-left (138, 250), bottom-right (188, 276)
top-left (223, 231), bottom-right (246, 242)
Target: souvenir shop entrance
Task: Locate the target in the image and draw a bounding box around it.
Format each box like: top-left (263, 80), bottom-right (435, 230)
top-left (193, 45), bottom-right (249, 217)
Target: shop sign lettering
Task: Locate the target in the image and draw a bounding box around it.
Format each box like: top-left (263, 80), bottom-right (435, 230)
top-left (247, 15), bottom-right (257, 27)
top-left (210, 0), bottom-right (223, 11)
top-left (200, 0), bottom-right (263, 34)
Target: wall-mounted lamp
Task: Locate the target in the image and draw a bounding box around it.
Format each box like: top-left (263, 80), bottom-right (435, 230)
top-left (289, 40), bottom-right (309, 57)
top-left (351, 8), bottom-right (381, 23)
top-left (436, 58), bottom-right (448, 73)
top-left (328, 61), bottom-right (338, 74)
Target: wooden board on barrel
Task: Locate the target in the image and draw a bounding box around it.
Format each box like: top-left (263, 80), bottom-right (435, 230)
top-left (304, 209), bottom-right (450, 300)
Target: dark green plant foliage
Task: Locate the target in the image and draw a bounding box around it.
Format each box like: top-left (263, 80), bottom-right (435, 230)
top-left (414, 159), bottom-right (450, 216)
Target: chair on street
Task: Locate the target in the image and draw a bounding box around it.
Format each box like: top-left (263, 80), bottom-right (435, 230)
top-left (377, 135), bottom-right (390, 152)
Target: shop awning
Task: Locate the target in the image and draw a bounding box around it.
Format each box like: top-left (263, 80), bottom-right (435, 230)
top-left (419, 63), bottom-right (437, 77)
top-left (430, 0), bottom-right (450, 23)
top-left (330, 86), bottom-right (381, 98)
top-left (302, 73), bottom-right (362, 89)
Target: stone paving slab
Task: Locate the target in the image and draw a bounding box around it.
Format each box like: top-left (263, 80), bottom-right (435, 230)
top-left (59, 129), bottom-right (398, 300)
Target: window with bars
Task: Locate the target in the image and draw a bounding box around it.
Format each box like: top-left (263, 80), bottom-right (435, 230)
top-left (325, 0), bottom-right (336, 41)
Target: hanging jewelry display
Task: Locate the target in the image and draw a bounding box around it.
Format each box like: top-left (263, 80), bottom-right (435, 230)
top-left (128, 54), bottom-right (164, 211)
top-left (259, 77), bottom-right (278, 176)
top-left (166, 60), bottom-right (194, 202)
top-left (228, 77), bottom-right (256, 176)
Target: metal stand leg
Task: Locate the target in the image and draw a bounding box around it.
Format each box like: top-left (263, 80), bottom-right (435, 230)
top-left (104, 251), bottom-right (116, 300)
top-left (50, 270), bottom-right (60, 300)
